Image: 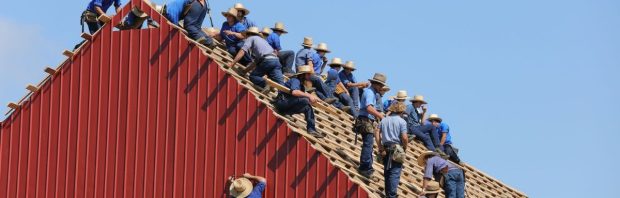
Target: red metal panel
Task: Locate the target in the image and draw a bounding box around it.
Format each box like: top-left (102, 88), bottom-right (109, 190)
top-left (0, 1), bottom-right (369, 197)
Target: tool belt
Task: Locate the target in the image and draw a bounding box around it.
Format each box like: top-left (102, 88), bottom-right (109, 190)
top-left (354, 117), bottom-right (377, 135)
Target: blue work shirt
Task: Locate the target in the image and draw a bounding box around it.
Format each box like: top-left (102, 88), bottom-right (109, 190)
top-left (359, 87), bottom-right (380, 120)
top-left (437, 122), bottom-right (452, 145)
top-left (405, 104), bottom-right (423, 129)
top-left (86, 0), bottom-right (121, 13)
top-left (245, 181), bottom-right (266, 198)
top-left (424, 156), bottom-right (458, 180)
top-left (309, 53), bottom-right (324, 73)
top-left (380, 115), bottom-right (407, 145)
top-left (280, 77), bottom-right (302, 99)
top-left (383, 99), bottom-right (393, 111)
top-left (339, 71), bottom-right (357, 86)
top-left (266, 33), bottom-right (282, 51)
top-left (295, 48), bottom-right (314, 67)
top-left (182, 0), bottom-right (209, 41)
top-left (164, 0), bottom-right (191, 25)
top-left (324, 68), bottom-right (341, 93)
top-left (221, 21), bottom-right (247, 46)
top-left (241, 17), bottom-right (256, 29)
top-left (241, 35), bottom-right (275, 59)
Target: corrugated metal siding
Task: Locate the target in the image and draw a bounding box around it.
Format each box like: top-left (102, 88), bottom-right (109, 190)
top-left (0, 1), bottom-right (369, 197)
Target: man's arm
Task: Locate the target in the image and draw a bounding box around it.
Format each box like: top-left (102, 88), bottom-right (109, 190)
top-left (95, 6), bottom-right (106, 16)
top-left (291, 90), bottom-right (319, 103)
top-left (228, 49), bottom-right (246, 68)
top-left (374, 123), bottom-right (384, 155)
top-left (243, 173), bottom-right (266, 183)
top-left (440, 133), bottom-right (447, 145)
top-left (367, 105), bottom-right (384, 120)
top-left (400, 132), bottom-right (408, 151)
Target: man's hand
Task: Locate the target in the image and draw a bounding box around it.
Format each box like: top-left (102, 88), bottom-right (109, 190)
top-left (223, 30), bottom-right (234, 35)
top-left (321, 56), bottom-right (328, 63)
top-left (243, 173), bottom-right (252, 178)
top-left (228, 61), bottom-right (236, 68)
top-left (378, 146), bottom-right (386, 157)
top-left (309, 95), bottom-right (319, 103)
top-left (422, 105), bottom-right (428, 112)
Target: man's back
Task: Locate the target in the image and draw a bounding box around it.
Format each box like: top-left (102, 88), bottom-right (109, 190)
top-left (380, 115), bottom-right (407, 145)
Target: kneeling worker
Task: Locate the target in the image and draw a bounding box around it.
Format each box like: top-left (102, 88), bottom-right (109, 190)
top-left (417, 151), bottom-right (465, 198)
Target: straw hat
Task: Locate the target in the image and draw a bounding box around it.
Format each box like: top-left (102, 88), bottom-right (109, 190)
top-left (426, 181), bottom-right (442, 194)
top-left (382, 85), bottom-right (391, 92)
top-left (233, 3), bottom-right (250, 15)
top-left (417, 151), bottom-right (438, 166)
top-left (343, 61), bottom-right (356, 70)
top-left (295, 65), bottom-right (314, 76)
top-left (271, 22), bottom-right (288, 33)
top-left (222, 7), bottom-right (239, 18)
top-left (154, 4), bottom-right (164, 14)
top-left (261, 27), bottom-right (272, 36)
top-left (388, 101), bottom-right (406, 113)
top-left (368, 73), bottom-right (387, 86)
top-left (427, 114), bottom-right (442, 123)
top-left (203, 27), bottom-right (220, 36)
top-left (329, 58), bottom-right (344, 67)
top-left (244, 26), bottom-right (261, 36)
top-left (229, 178), bottom-right (253, 197)
top-left (314, 43), bottom-right (331, 53)
top-left (131, 7), bottom-right (148, 18)
top-left (302, 37), bottom-right (313, 47)
top-left (410, 95), bottom-right (427, 104)
top-left (394, 90), bottom-right (409, 100)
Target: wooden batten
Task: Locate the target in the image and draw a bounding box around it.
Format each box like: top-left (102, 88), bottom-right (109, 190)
top-left (98, 14), bottom-right (111, 23)
top-left (7, 102), bottom-right (20, 110)
top-left (26, 84), bottom-right (39, 92)
top-left (62, 50), bottom-right (75, 58)
top-left (44, 67), bottom-right (57, 75)
top-left (80, 32), bottom-right (94, 40)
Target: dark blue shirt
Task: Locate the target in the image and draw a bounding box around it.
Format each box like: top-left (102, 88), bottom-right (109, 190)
top-left (182, 0), bottom-right (209, 41)
top-left (266, 33), bottom-right (282, 51)
top-left (295, 48), bottom-right (314, 67)
top-left (338, 71), bottom-right (357, 86)
top-left (86, 0), bottom-right (122, 13)
top-left (405, 103), bottom-right (423, 129)
top-left (246, 181), bottom-right (266, 198)
top-left (280, 77), bottom-right (302, 99)
top-left (324, 68), bottom-right (341, 93)
top-left (241, 17), bottom-right (256, 29)
top-left (164, 0), bottom-right (191, 25)
top-left (221, 21), bottom-right (247, 46)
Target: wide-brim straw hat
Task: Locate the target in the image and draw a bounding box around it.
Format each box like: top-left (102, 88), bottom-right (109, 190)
top-left (244, 26), bottom-right (261, 36)
top-left (388, 101), bottom-right (407, 113)
top-left (295, 65), bottom-right (314, 76)
top-left (131, 7), bottom-right (148, 18)
top-left (329, 58), bottom-right (344, 67)
top-left (368, 73), bottom-right (387, 86)
top-left (222, 7), bottom-right (239, 18)
top-left (153, 4), bottom-right (164, 14)
top-left (261, 27), bottom-right (272, 36)
top-left (427, 114), bottom-right (442, 123)
top-left (203, 27), bottom-right (220, 36)
top-left (343, 61), bottom-right (356, 70)
top-left (382, 85), bottom-right (391, 92)
top-left (302, 37), bottom-right (313, 47)
top-left (395, 90), bottom-right (409, 100)
top-left (417, 151), bottom-right (438, 167)
top-left (410, 95), bottom-right (428, 104)
top-left (233, 3), bottom-right (250, 15)
top-left (229, 178), bottom-right (253, 197)
top-left (314, 43), bottom-right (331, 53)
top-left (426, 181), bottom-right (442, 194)
top-left (271, 22), bottom-right (288, 33)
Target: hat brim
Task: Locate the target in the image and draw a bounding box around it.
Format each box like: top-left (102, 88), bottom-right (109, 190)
top-left (229, 178), bottom-right (253, 197)
top-left (417, 151), bottom-right (437, 167)
top-left (426, 189), bottom-right (442, 194)
top-left (271, 28), bottom-right (288, 33)
top-left (343, 66), bottom-right (356, 71)
top-left (428, 118), bottom-right (442, 123)
top-left (368, 79), bottom-right (387, 86)
top-left (131, 8), bottom-right (148, 18)
top-left (236, 8), bottom-right (250, 15)
top-left (314, 48), bottom-right (331, 53)
top-left (410, 99), bottom-right (428, 104)
top-left (302, 43), bottom-right (313, 47)
top-left (395, 96), bottom-right (409, 100)
top-left (329, 63), bottom-right (343, 67)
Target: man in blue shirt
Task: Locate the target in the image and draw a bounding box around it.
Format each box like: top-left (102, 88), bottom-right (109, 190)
top-left (429, 114), bottom-right (461, 164)
top-left (405, 95), bottom-right (442, 152)
top-left (82, 0), bottom-right (122, 34)
top-left (228, 173), bottom-right (267, 198)
top-left (339, 61), bottom-right (369, 111)
top-left (233, 3), bottom-right (256, 29)
top-left (417, 151), bottom-right (465, 198)
top-left (164, 0), bottom-right (216, 48)
top-left (273, 66), bottom-right (325, 138)
top-left (376, 102), bottom-right (409, 198)
top-left (221, 7), bottom-right (250, 65)
top-left (294, 38), bottom-right (337, 104)
top-left (356, 73), bottom-right (388, 178)
top-left (266, 22), bottom-right (295, 76)
top-left (325, 58), bottom-right (355, 116)
top-left (228, 27), bottom-right (283, 88)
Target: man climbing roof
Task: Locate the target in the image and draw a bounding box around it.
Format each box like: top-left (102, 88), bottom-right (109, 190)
top-left (228, 27), bottom-right (284, 88)
top-left (265, 22), bottom-right (295, 76)
top-left (164, 0), bottom-right (216, 48)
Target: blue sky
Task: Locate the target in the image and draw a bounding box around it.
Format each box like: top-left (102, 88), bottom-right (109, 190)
top-left (1, 0), bottom-right (619, 197)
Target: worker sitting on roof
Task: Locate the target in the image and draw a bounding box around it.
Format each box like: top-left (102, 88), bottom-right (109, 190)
top-left (325, 58), bottom-right (356, 116)
top-left (117, 7), bottom-right (159, 30)
top-left (428, 114), bottom-right (461, 164)
top-left (376, 101), bottom-right (409, 198)
top-left (356, 73), bottom-right (388, 178)
top-left (385, 90), bottom-right (409, 115)
top-left (228, 173), bottom-right (266, 198)
top-left (405, 95), bottom-right (440, 152)
top-left (228, 27), bottom-right (284, 88)
top-left (295, 38), bottom-right (338, 104)
top-left (339, 61), bottom-right (369, 111)
top-left (421, 181), bottom-right (443, 198)
top-left (273, 66), bottom-right (326, 138)
top-left (265, 22), bottom-right (295, 76)
top-left (221, 7), bottom-right (252, 65)
top-left (81, 0), bottom-right (122, 34)
top-left (417, 151), bottom-right (465, 198)
top-left (163, 0), bottom-right (216, 48)
top-left (233, 3), bottom-right (256, 29)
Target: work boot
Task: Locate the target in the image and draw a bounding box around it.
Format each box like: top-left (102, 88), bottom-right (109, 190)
top-left (307, 129), bottom-right (326, 138)
top-left (341, 106), bottom-right (351, 113)
top-left (324, 97), bottom-right (338, 104)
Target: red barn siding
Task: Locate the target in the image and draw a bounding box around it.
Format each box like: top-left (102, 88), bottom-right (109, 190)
top-left (0, 1), bottom-right (368, 197)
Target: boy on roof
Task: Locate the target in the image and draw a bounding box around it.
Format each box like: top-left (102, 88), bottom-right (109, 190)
top-left (294, 38), bottom-right (338, 104)
top-left (233, 3), bottom-right (256, 29)
top-left (228, 173), bottom-right (266, 198)
top-left (376, 102), bottom-right (409, 198)
top-left (265, 22), bottom-right (295, 76)
top-left (164, 0), bottom-right (216, 48)
top-left (228, 27), bottom-right (284, 88)
top-left (405, 95), bottom-right (441, 152)
top-left (81, 0), bottom-right (122, 34)
top-left (273, 66), bottom-right (325, 138)
top-left (417, 151), bottom-right (465, 198)
top-left (325, 58), bottom-right (355, 115)
top-left (339, 61), bottom-right (369, 111)
top-left (356, 73), bottom-right (388, 178)
top-left (428, 114), bottom-right (461, 164)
